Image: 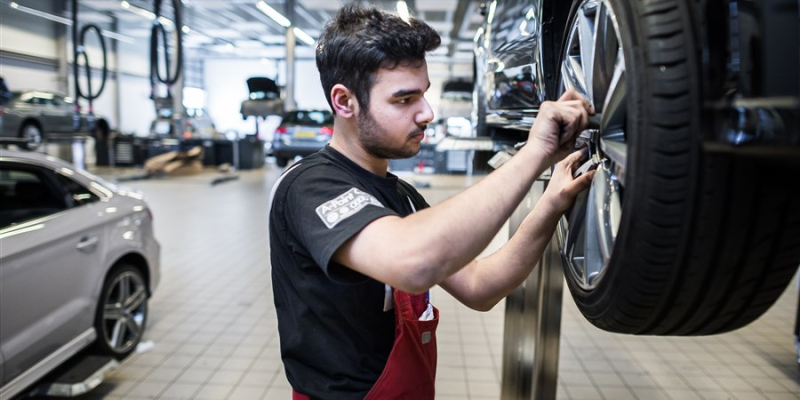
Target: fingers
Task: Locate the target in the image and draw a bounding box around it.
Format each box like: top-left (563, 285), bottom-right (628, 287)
top-left (558, 89), bottom-right (593, 114)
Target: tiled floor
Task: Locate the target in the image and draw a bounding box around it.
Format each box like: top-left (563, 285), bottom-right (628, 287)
top-left (36, 163), bottom-right (800, 400)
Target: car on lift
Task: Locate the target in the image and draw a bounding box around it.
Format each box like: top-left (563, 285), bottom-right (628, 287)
top-left (473, 0), bottom-right (800, 335)
top-left (0, 143), bottom-right (160, 399)
top-left (0, 90), bottom-right (111, 150)
top-left (272, 109), bottom-right (334, 167)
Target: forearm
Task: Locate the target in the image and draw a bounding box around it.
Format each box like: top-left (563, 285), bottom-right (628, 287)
top-left (441, 195), bottom-right (563, 311)
top-left (403, 145), bottom-right (554, 285)
top-left (337, 145), bottom-right (554, 293)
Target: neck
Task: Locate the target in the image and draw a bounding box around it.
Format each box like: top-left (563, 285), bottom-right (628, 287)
top-left (329, 123), bottom-right (389, 177)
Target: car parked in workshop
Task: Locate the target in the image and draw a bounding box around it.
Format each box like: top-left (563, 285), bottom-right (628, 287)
top-left (272, 109), bottom-right (334, 167)
top-left (0, 143), bottom-right (160, 399)
top-left (473, 0), bottom-right (800, 335)
top-left (0, 90), bottom-right (111, 150)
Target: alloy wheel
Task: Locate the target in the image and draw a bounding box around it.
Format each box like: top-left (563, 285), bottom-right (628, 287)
top-left (101, 270), bottom-right (147, 354)
top-left (22, 124), bottom-right (42, 148)
top-left (560, 0), bottom-right (628, 290)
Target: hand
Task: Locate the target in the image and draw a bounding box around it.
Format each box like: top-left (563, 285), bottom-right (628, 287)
top-left (527, 89), bottom-right (593, 165)
top-left (541, 149), bottom-right (596, 214)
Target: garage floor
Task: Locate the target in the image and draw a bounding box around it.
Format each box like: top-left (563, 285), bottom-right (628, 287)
top-left (52, 163), bottom-right (799, 400)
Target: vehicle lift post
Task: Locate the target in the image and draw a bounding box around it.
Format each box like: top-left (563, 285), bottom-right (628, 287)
top-left (501, 171), bottom-right (564, 400)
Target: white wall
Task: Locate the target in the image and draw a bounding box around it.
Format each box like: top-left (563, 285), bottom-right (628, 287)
top-left (204, 57), bottom-right (329, 136)
top-left (116, 39), bottom-right (154, 136)
top-left (0, 63), bottom-right (61, 93)
top-left (0, 2), bottom-right (59, 60)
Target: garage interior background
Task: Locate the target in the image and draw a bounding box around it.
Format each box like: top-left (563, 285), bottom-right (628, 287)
top-left (0, 0), bottom-right (480, 138)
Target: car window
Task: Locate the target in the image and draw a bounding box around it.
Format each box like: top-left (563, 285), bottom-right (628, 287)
top-left (0, 167), bottom-right (68, 229)
top-left (282, 111), bottom-right (332, 126)
top-left (55, 173), bottom-right (100, 206)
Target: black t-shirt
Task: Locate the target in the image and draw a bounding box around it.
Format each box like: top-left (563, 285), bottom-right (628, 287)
top-left (269, 146), bottom-right (429, 399)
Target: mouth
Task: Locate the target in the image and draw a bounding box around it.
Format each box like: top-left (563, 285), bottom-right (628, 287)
top-left (409, 126), bottom-right (426, 140)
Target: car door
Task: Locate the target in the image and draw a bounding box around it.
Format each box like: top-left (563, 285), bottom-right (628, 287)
top-left (0, 162), bottom-right (105, 386)
top-left (50, 95), bottom-right (75, 133)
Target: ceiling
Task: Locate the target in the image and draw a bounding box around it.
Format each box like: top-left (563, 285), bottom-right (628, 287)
top-left (73, 0), bottom-right (486, 66)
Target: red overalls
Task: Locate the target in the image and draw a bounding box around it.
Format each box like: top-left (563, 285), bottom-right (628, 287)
top-left (293, 289), bottom-right (439, 399)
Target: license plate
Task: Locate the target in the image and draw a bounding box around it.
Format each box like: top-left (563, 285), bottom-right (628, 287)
top-left (294, 131), bottom-right (316, 138)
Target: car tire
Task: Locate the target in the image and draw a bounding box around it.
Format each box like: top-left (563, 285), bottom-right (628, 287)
top-left (92, 264), bottom-right (149, 359)
top-left (19, 122), bottom-right (42, 150)
top-left (276, 156), bottom-right (289, 168)
top-left (557, 0), bottom-right (800, 335)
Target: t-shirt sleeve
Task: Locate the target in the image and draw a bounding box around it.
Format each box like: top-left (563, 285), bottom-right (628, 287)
top-left (282, 166), bottom-right (397, 280)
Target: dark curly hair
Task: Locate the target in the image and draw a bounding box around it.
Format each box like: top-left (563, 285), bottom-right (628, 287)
top-left (316, 3), bottom-right (441, 112)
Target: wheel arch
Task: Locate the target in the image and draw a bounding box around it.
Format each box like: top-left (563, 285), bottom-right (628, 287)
top-left (108, 252), bottom-right (152, 297)
top-left (18, 118), bottom-right (43, 135)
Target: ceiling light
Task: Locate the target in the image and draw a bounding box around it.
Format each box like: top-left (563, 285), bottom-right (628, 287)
top-left (256, 1), bottom-right (290, 28)
top-left (293, 27), bottom-right (315, 46)
top-left (6, 2), bottom-right (134, 43)
top-left (396, 1), bottom-right (410, 23)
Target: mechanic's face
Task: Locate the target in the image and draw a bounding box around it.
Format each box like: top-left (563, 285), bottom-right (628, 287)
top-left (356, 63), bottom-right (434, 159)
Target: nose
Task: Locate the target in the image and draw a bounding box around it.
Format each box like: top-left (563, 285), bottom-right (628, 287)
top-left (417, 97), bottom-right (435, 125)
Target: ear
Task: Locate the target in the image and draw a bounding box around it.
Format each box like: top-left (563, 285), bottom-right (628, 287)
top-left (331, 84), bottom-right (358, 119)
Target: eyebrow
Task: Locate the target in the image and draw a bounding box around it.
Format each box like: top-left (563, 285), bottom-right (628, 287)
top-left (391, 82), bottom-right (431, 98)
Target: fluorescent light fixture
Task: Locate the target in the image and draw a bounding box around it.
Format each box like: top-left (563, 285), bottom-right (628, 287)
top-left (293, 27), bottom-right (315, 46)
top-left (257, 1), bottom-right (291, 28)
top-left (8, 2), bottom-right (70, 24)
top-left (181, 25), bottom-right (191, 34)
top-left (473, 27), bottom-right (484, 43)
top-left (396, 1), bottom-right (410, 23)
top-left (120, 1), bottom-right (174, 28)
top-left (6, 2), bottom-right (134, 43)
top-left (487, 0), bottom-right (497, 24)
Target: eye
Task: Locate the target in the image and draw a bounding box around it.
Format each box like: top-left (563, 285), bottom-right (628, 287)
top-left (396, 98), bottom-right (410, 104)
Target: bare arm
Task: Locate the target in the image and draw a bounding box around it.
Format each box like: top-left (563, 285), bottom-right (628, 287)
top-left (333, 91), bottom-right (592, 294)
top-left (439, 150), bottom-right (595, 310)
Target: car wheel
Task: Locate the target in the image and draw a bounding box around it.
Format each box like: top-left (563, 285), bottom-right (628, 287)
top-left (558, 0), bottom-right (800, 335)
top-left (93, 264), bottom-right (148, 359)
top-left (276, 156), bottom-right (289, 168)
top-left (19, 122), bottom-right (42, 150)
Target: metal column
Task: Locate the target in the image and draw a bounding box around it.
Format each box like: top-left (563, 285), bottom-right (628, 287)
top-left (500, 173), bottom-right (564, 400)
top-left (284, 0), bottom-right (296, 111)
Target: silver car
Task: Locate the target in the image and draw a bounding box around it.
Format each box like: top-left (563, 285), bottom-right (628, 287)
top-left (0, 90), bottom-right (111, 150)
top-left (0, 145), bottom-right (160, 399)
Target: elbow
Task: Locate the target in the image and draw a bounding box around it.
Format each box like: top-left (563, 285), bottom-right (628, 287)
top-left (393, 257), bottom-right (440, 295)
top-left (468, 298), bottom-right (499, 312)
top-left (397, 267), bottom-right (437, 295)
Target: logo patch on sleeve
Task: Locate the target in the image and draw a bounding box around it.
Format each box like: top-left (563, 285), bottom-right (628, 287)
top-left (316, 188), bottom-right (384, 229)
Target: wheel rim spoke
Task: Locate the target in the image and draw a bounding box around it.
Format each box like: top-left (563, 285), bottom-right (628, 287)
top-left (600, 52), bottom-right (626, 132)
top-left (125, 318), bottom-right (141, 340)
top-left (104, 303), bottom-right (123, 321)
top-left (111, 320), bottom-right (125, 348)
top-left (565, 191), bottom-right (589, 274)
top-left (124, 287), bottom-right (146, 313)
top-left (578, 4), bottom-right (596, 104)
top-left (591, 3), bottom-right (619, 109)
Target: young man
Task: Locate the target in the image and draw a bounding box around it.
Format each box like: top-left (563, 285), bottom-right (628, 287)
top-left (268, 4), bottom-right (594, 399)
